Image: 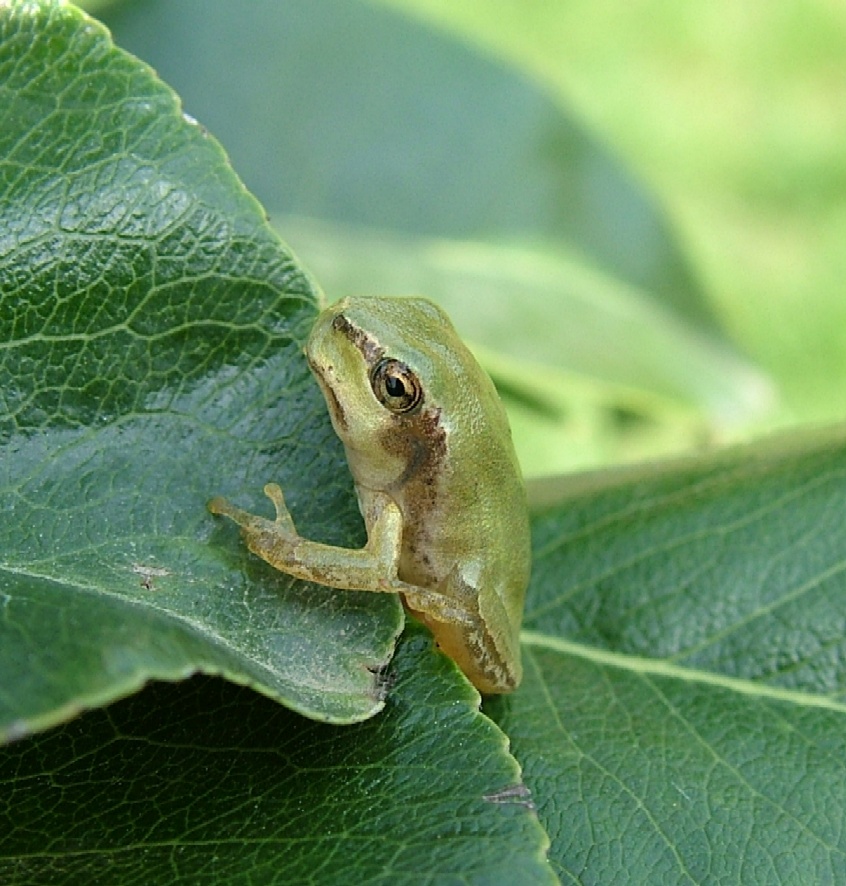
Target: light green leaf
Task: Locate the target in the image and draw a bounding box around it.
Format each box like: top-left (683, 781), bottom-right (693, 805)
top-left (377, 0), bottom-right (846, 429)
top-left (278, 215), bottom-right (773, 440)
top-left (0, 0), bottom-right (402, 738)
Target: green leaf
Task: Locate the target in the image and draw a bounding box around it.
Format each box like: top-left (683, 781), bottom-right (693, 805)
top-left (487, 431), bottom-right (846, 881)
top-left (0, 624), bottom-right (556, 884)
top-left (493, 649), bottom-right (846, 883)
top-left (524, 432), bottom-right (846, 690)
top-left (0, 0), bottom-right (402, 737)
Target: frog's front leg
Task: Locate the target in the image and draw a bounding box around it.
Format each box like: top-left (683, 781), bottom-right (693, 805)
top-left (209, 484), bottom-right (472, 628)
top-left (210, 482), bottom-right (398, 589)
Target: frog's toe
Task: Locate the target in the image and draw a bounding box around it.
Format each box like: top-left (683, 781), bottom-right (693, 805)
top-left (207, 496), bottom-right (235, 518)
top-left (207, 496), bottom-right (258, 529)
top-left (263, 483), bottom-right (297, 533)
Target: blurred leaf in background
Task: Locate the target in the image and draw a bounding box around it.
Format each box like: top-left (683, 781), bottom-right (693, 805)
top-left (379, 0), bottom-right (846, 427)
top-left (93, 0), bottom-right (780, 478)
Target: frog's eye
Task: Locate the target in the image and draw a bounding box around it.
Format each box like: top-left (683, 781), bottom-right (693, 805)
top-left (370, 358), bottom-right (423, 414)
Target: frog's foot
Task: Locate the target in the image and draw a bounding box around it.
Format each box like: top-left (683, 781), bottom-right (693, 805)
top-left (208, 482), bottom-right (297, 538)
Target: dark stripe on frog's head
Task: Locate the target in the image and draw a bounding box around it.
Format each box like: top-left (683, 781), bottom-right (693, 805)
top-left (331, 312), bottom-right (384, 367)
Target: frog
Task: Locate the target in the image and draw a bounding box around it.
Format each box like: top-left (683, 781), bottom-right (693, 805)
top-left (208, 296), bottom-right (531, 693)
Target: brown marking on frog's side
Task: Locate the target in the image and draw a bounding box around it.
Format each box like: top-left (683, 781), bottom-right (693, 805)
top-left (331, 308), bottom-right (447, 522)
top-left (386, 407), bottom-right (445, 507)
top-left (384, 404), bottom-right (448, 589)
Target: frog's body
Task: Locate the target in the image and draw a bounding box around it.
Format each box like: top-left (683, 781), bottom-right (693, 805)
top-left (209, 297), bottom-right (530, 693)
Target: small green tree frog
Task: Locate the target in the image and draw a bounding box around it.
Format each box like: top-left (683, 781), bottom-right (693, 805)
top-left (209, 297), bottom-right (530, 693)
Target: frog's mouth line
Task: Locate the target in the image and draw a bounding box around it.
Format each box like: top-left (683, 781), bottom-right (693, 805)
top-left (307, 357), bottom-right (348, 432)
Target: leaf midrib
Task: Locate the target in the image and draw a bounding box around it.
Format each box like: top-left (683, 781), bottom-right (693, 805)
top-left (520, 629), bottom-right (846, 712)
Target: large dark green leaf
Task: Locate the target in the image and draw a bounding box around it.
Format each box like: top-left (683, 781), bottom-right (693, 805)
top-left (1, 7), bottom-right (554, 879)
top-left (0, 624), bottom-right (555, 884)
top-left (0, 0), bottom-right (402, 736)
top-left (487, 432), bottom-right (846, 882)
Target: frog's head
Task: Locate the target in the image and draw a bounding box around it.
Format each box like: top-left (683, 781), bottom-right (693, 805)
top-left (306, 296), bottom-right (479, 492)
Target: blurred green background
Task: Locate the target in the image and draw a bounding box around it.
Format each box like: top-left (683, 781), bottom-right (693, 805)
top-left (87, 0), bottom-right (846, 477)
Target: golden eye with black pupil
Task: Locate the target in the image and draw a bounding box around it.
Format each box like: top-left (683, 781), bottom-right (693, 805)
top-left (370, 358), bottom-right (423, 414)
